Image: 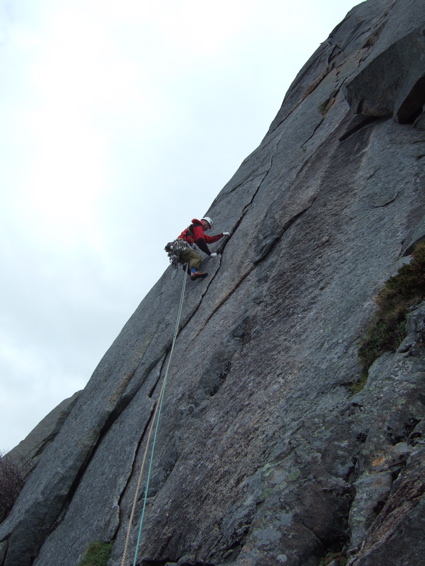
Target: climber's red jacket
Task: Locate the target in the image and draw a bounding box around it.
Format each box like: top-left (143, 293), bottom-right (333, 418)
top-left (178, 219), bottom-right (223, 255)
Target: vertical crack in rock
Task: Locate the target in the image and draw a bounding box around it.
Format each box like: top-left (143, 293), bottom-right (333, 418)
top-left (116, 401), bottom-right (156, 527)
top-left (192, 140), bottom-right (285, 335)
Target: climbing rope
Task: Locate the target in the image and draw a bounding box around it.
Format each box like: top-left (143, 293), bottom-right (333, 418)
top-left (132, 269), bottom-right (187, 564)
top-left (121, 269), bottom-right (187, 564)
top-left (120, 268), bottom-right (187, 566)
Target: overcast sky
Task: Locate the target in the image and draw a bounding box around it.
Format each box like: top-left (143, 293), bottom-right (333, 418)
top-left (0, 0), bottom-right (360, 452)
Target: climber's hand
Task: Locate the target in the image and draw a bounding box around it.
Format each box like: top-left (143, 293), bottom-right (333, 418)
top-left (210, 253), bottom-right (218, 257)
top-left (222, 232), bottom-right (231, 237)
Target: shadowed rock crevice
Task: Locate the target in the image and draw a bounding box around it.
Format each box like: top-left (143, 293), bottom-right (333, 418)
top-left (339, 115), bottom-right (382, 141)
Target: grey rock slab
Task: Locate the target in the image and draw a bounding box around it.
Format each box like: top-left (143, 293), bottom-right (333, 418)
top-left (3, 2), bottom-right (425, 566)
top-left (0, 268), bottom-right (212, 565)
top-left (32, 357), bottom-right (163, 566)
top-left (347, 447), bottom-right (425, 566)
top-left (7, 392), bottom-right (81, 477)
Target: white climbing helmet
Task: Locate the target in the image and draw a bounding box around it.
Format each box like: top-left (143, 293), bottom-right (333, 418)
top-left (201, 216), bottom-right (213, 229)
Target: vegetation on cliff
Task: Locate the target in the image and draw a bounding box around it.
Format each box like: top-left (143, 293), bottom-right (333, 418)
top-left (77, 541), bottom-right (113, 566)
top-left (359, 241), bottom-right (425, 371)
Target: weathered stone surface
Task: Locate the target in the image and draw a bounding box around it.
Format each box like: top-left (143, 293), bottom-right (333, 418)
top-left (7, 392), bottom-right (81, 477)
top-left (348, 447), bottom-right (425, 566)
top-left (1, 1), bottom-right (425, 566)
top-left (345, 28), bottom-right (425, 122)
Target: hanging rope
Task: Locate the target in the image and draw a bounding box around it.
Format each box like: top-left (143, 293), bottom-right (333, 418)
top-left (120, 268), bottom-right (188, 566)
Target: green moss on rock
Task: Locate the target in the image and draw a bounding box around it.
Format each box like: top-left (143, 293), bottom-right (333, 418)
top-left (77, 541), bottom-right (113, 566)
top-left (359, 241), bottom-right (425, 371)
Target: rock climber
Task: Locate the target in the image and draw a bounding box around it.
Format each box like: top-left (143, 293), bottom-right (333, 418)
top-left (176, 217), bottom-right (230, 280)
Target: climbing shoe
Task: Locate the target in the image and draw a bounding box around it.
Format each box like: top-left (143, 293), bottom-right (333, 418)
top-left (191, 271), bottom-right (208, 280)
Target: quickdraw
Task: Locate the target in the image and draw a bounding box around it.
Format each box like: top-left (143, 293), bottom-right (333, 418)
top-left (164, 239), bottom-right (189, 268)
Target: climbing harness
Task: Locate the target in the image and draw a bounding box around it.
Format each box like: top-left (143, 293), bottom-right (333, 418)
top-left (120, 267), bottom-right (187, 566)
top-left (164, 238), bottom-right (189, 268)
top-left (165, 238), bottom-right (199, 268)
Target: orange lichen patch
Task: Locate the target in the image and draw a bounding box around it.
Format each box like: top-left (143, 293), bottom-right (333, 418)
top-left (372, 455), bottom-right (386, 467)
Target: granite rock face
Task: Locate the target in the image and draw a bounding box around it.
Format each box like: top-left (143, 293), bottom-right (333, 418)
top-left (5, 392), bottom-right (81, 478)
top-left (2, 1), bottom-right (425, 565)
